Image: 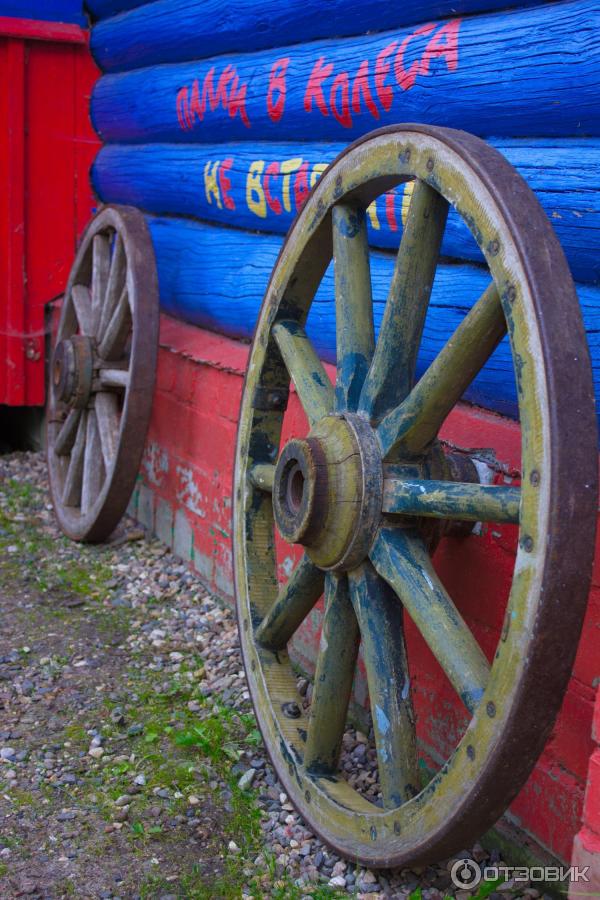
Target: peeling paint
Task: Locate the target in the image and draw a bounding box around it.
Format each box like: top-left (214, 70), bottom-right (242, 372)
top-left (278, 555), bottom-right (295, 579)
top-left (375, 704), bottom-right (390, 735)
top-left (404, 481), bottom-right (427, 493)
top-left (142, 442), bottom-right (169, 486)
top-left (472, 457), bottom-right (494, 485)
top-left (402, 677), bottom-right (411, 701)
top-left (176, 465), bottom-right (207, 517)
top-left (423, 570), bottom-right (435, 591)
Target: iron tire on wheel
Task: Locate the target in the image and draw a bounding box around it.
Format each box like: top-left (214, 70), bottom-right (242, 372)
top-left (233, 125), bottom-right (597, 866)
top-left (47, 205), bottom-right (159, 543)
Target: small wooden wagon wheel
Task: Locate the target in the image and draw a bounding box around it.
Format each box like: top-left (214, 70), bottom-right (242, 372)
top-left (47, 205), bottom-right (159, 542)
top-left (233, 125), bottom-right (597, 866)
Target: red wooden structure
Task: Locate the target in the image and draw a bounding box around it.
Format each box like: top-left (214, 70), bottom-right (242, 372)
top-left (0, 15), bottom-right (98, 407)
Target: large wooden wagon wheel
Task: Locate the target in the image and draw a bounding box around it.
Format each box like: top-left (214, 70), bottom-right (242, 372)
top-left (233, 125), bottom-right (597, 866)
top-left (47, 205), bottom-right (159, 542)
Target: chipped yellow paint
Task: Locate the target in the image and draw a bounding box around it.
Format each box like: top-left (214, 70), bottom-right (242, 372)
top-left (401, 179), bottom-right (415, 227)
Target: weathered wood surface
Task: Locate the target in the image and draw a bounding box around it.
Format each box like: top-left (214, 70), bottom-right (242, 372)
top-left (93, 139), bottom-right (600, 284)
top-left (1, 1), bottom-right (85, 22)
top-left (144, 216), bottom-right (600, 420)
top-left (91, 0), bottom-right (548, 71)
top-left (91, 1), bottom-right (600, 142)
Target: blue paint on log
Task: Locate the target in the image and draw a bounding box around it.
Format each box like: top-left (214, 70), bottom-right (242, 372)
top-left (91, 1), bottom-right (600, 142)
top-left (0, 1), bottom-right (85, 23)
top-left (144, 216), bottom-right (600, 422)
top-left (92, 139), bottom-right (600, 285)
top-left (85, 0), bottom-right (138, 17)
top-left (91, 0), bottom-right (548, 72)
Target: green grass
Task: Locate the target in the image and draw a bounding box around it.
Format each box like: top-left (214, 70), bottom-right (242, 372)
top-left (5, 789), bottom-right (36, 808)
top-left (60, 660), bottom-right (273, 895)
top-left (54, 877), bottom-right (77, 896)
top-left (0, 478), bottom-right (112, 603)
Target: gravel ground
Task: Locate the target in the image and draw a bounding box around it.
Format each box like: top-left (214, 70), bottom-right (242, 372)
top-left (0, 451), bottom-right (550, 899)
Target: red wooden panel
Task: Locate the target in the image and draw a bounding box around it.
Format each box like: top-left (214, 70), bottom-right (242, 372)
top-left (0, 41), bottom-right (7, 403)
top-left (583, 750), bottom-right (600, 837)
top-left (0, 18), bottom-right (87, 44)
top-left (25, 41), bottom-right (77, 404)
top-left (0, 38), bottom-right (26, 405)
top-left (0, 26), bottom-right (99, 406)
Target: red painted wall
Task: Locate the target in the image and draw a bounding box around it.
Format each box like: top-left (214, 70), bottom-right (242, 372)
top-left (571, 689), bottom-right (600, 896)
top-left (0, 19), bottom-right (99, 406)
top-left (128, 313), bottom-right (599, 865)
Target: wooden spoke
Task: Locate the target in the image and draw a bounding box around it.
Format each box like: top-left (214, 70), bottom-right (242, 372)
top-left (383, 478), bottom-right (521, 523)
top-left (62, 411), bottom-right (87, 507)
top-left (53, 408), bottom-right (81, 457)
top-left (349, 562), bottom-right (419, 807)
top-left (304, 574), bottom-right (360, 774)
top-left (370, 528), bottom-right (490, 714)
top-left (98, 287), bottom-right (131, 361)
top-left (272, 320), bottom-right (334, 426)
top-left (81, 412), bottom-right (103, 515)
top-left (332, 203), bottom-right (375, 413)
top-left (71, 285), bottom-right (93, 335)
top-left (249, 463), bottom-right (275, 492)
top-left (377, 283), bottom-right (505, 459)
top-left (99, 368), bottom-right (130, 390)
top-left (94, 391), bottom-right (120, 469)
top-left (256, 554), bottom-right (325, 651)
top-left (98, 234), bottom-right (126, 340)
top-left (359, 182), bottom-right (448, 421)
top-left (91, 233), bottom-right (111, 334)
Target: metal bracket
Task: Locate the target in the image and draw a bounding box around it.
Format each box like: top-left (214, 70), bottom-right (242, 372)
top-left (252, 386), bottom-right (288, 412)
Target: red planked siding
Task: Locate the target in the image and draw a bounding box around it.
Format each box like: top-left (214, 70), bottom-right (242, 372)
top-left (0, 19), bottom-right (99, 406)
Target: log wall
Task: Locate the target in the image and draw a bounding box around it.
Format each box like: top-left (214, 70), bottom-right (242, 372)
top-left (87, 0), bottom-right (600, 420)
top-left (93, 139), bottom-right (600, 284)
top-left (90, 0), bottom-right (548, 70)
top-left (142, 215), bottom-right (600, 419)
top-left (91, 2), bottom-right (600, 142)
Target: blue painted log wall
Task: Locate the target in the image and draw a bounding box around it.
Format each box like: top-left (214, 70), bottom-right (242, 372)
top-left (146, 216), bottom-right (600, 420)
top-left (91, 1), bottom-right (600, 142)
top-left (87, 0), bottom-right (600, 423)
top-left (92, 140), bottom-right (600, 285)
top-left (0, 1), bottom-right (85, 23)
top-left (90, 0), bottom-right (549, 71)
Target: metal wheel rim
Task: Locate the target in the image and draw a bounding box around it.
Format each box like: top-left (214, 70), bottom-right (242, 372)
top-left (233, 125), bottom-right (597, 866)
top-left (47, 205), bottom-right (159, 542)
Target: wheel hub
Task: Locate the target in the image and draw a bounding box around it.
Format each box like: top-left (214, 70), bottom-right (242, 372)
top-left (273, 414), bottom-right (479, 570)
top-left (273, 414), bottom-right (382, 571)
top-left (52, 336), bottom-right (94, 409)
